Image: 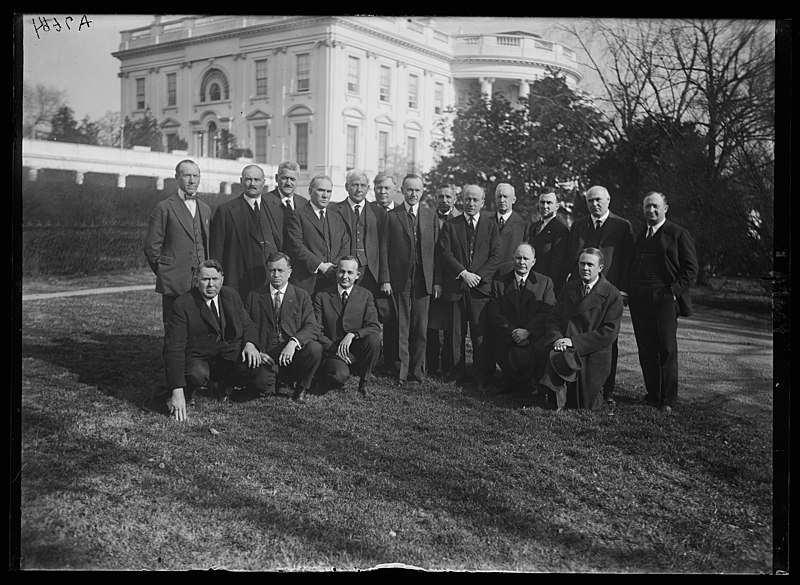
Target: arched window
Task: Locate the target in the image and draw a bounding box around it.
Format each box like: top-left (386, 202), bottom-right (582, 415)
top-left (209, 83), bottom-right (221, 102)
top-left (199, 68), bottom-right (230, 103)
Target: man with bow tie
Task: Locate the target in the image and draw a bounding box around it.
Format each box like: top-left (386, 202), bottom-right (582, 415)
top-left (144, 159), bottom-right (211, 326)
top-left (160, 259), bottom-right (263, 422)
top-left (313, 256), bottom-right (382, 397)
top-left (488, 243), bottom-right (556, 395)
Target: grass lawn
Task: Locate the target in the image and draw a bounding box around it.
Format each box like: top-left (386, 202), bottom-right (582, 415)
top-left (16, 276), bottom-right (775, 572)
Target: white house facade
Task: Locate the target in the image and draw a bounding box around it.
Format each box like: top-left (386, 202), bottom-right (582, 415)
top-left (113, 15), bottom-right (582, 190)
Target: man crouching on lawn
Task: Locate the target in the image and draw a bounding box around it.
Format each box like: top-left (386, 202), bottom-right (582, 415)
top-left (161, 259), bottom-right (262, 422)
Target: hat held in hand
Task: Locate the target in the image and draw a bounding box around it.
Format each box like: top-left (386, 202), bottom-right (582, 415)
top-left (549, 348), bottom-right (582, 382)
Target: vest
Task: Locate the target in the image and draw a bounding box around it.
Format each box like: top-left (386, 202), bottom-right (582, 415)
top-left (192, 208), bottom-right (207, 264)
top-left (629, 231), bottom-right (667, 292)
top-left (585, 218), bottom-right (604, 249)
top-left (352, 206), bottom-right (368, 268)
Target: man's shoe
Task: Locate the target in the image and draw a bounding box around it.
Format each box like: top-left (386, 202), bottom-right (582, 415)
top-left (292, 387), bottom-right (308, 404)
top-left (358, 379), bottom-right (373, 397)
top-left (605, 398), bottom-right (616, 411)
top-left (661, 405), bottom-right (673, 415)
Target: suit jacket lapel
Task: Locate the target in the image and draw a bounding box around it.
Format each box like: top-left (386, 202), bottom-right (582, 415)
top-left (170, 194), bottom-right (195, 238)
top-left (304, 204), bottom-right (325, 237)
top-left (198, 294), bottom-right (221, 334)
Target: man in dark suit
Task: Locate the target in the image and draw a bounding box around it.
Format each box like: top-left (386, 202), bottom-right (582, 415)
top-left (426, 185), bottom-right (461, 379)
top-left (525, 189), bottom-right (569, 297)
top-left (540, 248), bottom-right (624, 411)
top-left (160, 259), bottom-right (263, 422)
top-left (264, 160), bottom-right (307, 252)
top-left (209, 164), bottom-right (280, 300)
top-left (144, 159), bottom-right (211, 325)
top-left (379, 174), bottom-right (437, 385)
top-left (313, 256), bottom-right (382, 397)
top-left (488, 243), bottom-right (556, 394)
top-left (336, 170), bottom-right (386, 298)
top-left (285, 175), bottom-right (351, 296)
top-left (435, 184), bottom-right (501, 388)
top-left (565, 185), bottom-right (633, 409)
top-left (371, 172), bottom-right (400, 373)
top-left (625, 192), bottom-right (698, 414)
top-left (491, 183), bottom-right (529, 278)
top-left (372, 172), bottom-right (399, 211)
top-left (245, 252), bottom-right (322, 404)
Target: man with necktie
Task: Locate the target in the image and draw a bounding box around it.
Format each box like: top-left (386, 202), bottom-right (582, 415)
top-left (426, 184), bottom-right (461, 379)
top-left (209, 165), bottom-right (280, 300)
top-left (372, 172), bottom-right (399, 211)
top-left (488, 243), bottom-right (556, 395)
top-left (264, 160), bottom-right (307, 251)
top-left (158, 259), bottom-right (263, 422)
top-left (379, 174), bottom-right (437, 386)
top-left (144, 159), bottom-right (211, 326)
top-left (245, 252), bottom-right (322, 404)
top-left (525, 188), bottom-right (569, 297)
top-left (565, 185), bottom-right (633, 409)
top-left (540, 248), bottom-right (623, 412)
top-left (313, 256), bottom-right (382, 397)
top-left (624, 192), bottom-right (698, 414)
top-left (492, 183), bottom-right (529, 278)
top-left (435, 184), bottom-right (501, 389)
top-left (285, 175), bottom-right (351, 296)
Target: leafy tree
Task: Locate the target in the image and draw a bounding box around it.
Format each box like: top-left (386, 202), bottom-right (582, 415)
top-left (122, 109), bottom-right (164, 152)
top-left (95, 111), bottom-right (122, 147)
top-left (22, 82), bottom-right (67, 138)
top-left (425, 72), bottom-right (608, 219)
top-left (48, 106), bottom-right (99, 145)
top-left (217, 128), bottom-right (252, 160)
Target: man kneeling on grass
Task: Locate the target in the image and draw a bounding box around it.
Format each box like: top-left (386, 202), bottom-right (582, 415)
top-left (161, 259), bottom-right (263, 422)
top-left (312, 256), bottom-right (382, 397)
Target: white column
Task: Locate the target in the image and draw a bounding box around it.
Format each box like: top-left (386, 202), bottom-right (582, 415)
top-left (28, 167), bottom-right (39, 181)
top-left (519, 79), bottom-right (530, 99)
top-left (117, 174), bottom-right (127, 188)
top-left (480, 76), bottom-right (495, 98)
top-left (75, 171), bottom-right (85, 185)
top-left (156, 177), bottom-right (165, 190)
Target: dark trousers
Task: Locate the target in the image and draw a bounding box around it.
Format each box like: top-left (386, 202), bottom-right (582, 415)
top-left (161, 295), bottom-right (178, 327)
top-left (316, 333), bottom-right (382, 390)
top-left (629, 292), bottom-right (680, 407)
top-left (172, 355), bottom-right (258, 399)
top-left (603, 339), bottom-right (619, 400)
top-left (251, 340), bottom-right (323, 394)
top-left (396, 266), bottom-right (430, 381)
top-left (426, 328), bottom-right (455, 376)
top-left (452, 290), bottom-right (491, 382)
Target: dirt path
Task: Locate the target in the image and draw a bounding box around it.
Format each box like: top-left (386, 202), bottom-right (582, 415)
top-left (616, 305), bottom-right (773, 421)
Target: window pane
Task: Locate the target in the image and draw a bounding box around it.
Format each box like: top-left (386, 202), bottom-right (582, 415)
top-left (296, 123), bottom-right (308, 170)
top-left (347, 56), bottom-right (360, 93)
top-left (297, 54), bottom-right (310, 92)
top-left (136, 78), bottom-right (145, 109)
top-left (255, 59), bottom-right (268, 96)
top-left (255, 126), bottom-right (267, 163)
top-left (408, 74), bottom-right (418, 109)
top-left (166, 73), bottom-right (176, 106)
top-left (434, 82), bottom-right (443, 114)
top-left (380, 66), bottom-right (391, 102)
top-left (346, 125), bottom-right (357, 170)
top-left (406, 136), bottom-right (417, 174)
top-left (378, 131), bottom-right (388, 172)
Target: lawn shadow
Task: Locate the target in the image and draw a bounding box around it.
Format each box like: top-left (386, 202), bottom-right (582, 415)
top-left (22, 332), bottom-right (164, 409)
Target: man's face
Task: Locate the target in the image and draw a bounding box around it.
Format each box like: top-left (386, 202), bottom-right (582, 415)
top-left (402, 177), bottom-right (424, 207)
top-left (309, 179), bottom-right (333, 208)
top-left (336, 259), bottom-right (361, 289)
top-left (267, 258), bottom-right (292, 289)
top-left (346, 175), bottom-right (369, 204)
top-left (436, 189), bottom-right (456, 214)
top-left (275, 168), bottom-right (299, 197)
top-left (538, 192), bottom-right (558, 220)
top-left (241, 167), bottom-right (265, 199)
top-left (585, 188), bottom-right (610, 219)
top-left (197, 266), bottom-right (223, 300)
top-left (643, 193), bottom-right (668, 226)
top-left (513, 246), bottom-right (536, 276)
top-left (462, 187), bottom-right (485, 217)
top-left (578, 252), bottom-right (603, 284)
top-left (494, 186), bottom-right (516, 214)
top-left (374, 178), bottom-right (396, 208)
top-left (176, 162), bottom-right (201, 196)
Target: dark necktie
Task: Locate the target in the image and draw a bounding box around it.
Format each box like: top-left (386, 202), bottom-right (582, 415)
top-left (284, 199), bottom-right (292, 211)
top-left (253, 200), bottom-right (259, 215)
top-left (354, 204), bottom-right (360, 217)
top-left (273, 290), bottom-right (282, 319)
top-left (320, 209), bottom-right (330, 256)
top-left (498, 215), bottom-right (505, 231)
top-left (341, 290), bottom-right (348, 308)
top-left (646, 226), bottom-right (654, 239)
top-left (594, 219), bottom-right (601, 231)
top-left (518, 278), bottom-right (524, 291)
top-left (582, 283), bottom-right (590, 297)
top-left (210, 299), bottom-right (221, 325)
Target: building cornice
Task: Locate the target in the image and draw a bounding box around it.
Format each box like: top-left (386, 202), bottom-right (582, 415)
top-left (452, 57), bottom-right (582, 82)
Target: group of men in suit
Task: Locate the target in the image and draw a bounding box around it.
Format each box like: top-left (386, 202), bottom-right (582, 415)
top-left (145, 159), bottom-right (698, 421)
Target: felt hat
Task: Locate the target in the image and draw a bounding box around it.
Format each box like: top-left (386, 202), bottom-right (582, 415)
top-left (507, 346), bottom-right (537, 380)
top-left (374, 294), bottom-right (396, 324)
top-left (549, 348), bottom-right (582, 382)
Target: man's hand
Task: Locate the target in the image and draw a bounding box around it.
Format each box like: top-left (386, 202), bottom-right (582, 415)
top-left (381, 283), bottom-right (393, 296)
top-left (433, 284), bottom-right (443, 299)
top-left (279, 339), bottom-right (298, 366)
top-left (167, 387), bottom-right (188, 422)
top-left (259, 352), bottom-right (275, 367)
top-left (553, 337), bottom-right (573, 352)
top-left (337, 333), bottom-right (355, 364)
top-left (460, 271), bottom-right (481, 288)
top-left (241, 342), bottom-right (261, 368)
top-left (511, 328), bottom-right (531, 345)
top-left (319, 262), bottom-right (335, 275)
top-left (620, 291), bottom-right (629, 308)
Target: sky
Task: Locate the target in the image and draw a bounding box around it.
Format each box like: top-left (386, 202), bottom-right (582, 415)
top-left (20, 14), bottom-right (588, 122)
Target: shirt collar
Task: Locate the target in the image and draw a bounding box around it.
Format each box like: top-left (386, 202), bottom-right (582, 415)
top-left (244, 195), bottom-right (262, 209)
top-left (205, 294), bottom-right (219, 307)
top-left (179, 189), bottom-right (196, 202)
top-left (348, 198), bottom-right (365, 213)
top-left (465, 212), bottom-right (479, 225)
top-left (310, 202), bottom-right (326, 215)
top-left (337, 284), bottom-right (354, 296)
top-left (591, 211), bottom-right (610, 225)
top-left (583, 276), bottom-right (600, 291)
top-left (648, 218), bottom-right (667, 234)
top-left (515, 270), bottom-right (530, 283)
top-left (497, 210), bottom-right (512, 222)
top-left (404, 202), bottom-right (419, 215)
top-left (269, 283), bottom-right (289, 295)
